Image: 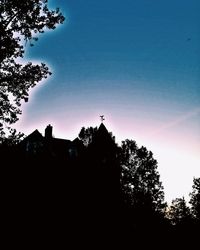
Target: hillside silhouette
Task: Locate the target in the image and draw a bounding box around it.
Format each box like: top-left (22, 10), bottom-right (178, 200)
top-left (0, 123), bottom-right (199, 248)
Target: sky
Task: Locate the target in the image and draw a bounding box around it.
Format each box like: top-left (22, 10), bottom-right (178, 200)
top-left (14, 0), bottom-right (200, 203)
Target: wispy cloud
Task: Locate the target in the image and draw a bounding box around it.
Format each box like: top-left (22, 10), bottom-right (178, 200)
top-left (150, 107), bottom-right (200, 136)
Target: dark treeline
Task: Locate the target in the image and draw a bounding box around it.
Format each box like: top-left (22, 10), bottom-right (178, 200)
top-left (1, 124), bottom-right (199, 247)
top-left (1, 1), bottom-right (199, 247)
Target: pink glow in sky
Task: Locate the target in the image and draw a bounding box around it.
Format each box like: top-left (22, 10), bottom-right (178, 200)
top-left (12, 0), bottom-right (200, 204)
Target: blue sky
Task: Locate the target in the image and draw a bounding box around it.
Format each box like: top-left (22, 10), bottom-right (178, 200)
top-left (15, 0), bottom-right (200, 203)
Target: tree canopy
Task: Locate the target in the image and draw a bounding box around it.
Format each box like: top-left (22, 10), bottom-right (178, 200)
top-left (120, 139), bottom-right (166, 213)
top-left (167, 197), bottom-right (192, 226)
top-left (78, 126), bottom-right (98, 147)
top-left (189, 177), bottom-right (200, 222)
top-left (0, 0), bottom-right (65, 138)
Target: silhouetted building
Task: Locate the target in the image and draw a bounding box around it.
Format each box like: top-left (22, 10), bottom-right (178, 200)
top-left (2, 122), bottom-right (128, 245)
top-left (20, 129), bottom-right (44, 155)
top-left (19, 124), bottom-right (83, 161)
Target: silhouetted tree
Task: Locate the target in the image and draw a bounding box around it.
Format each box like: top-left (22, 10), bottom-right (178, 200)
top-left (120, 139), bottom-right (165, 211)
top-left (166, 196), bottom-right (196, 246)
top-left (0, 127), bottom-right (25, 165)
top-left (0, 128), bottom-right (24, 146)
top-left (189, 178), bottom-right (200, 222)
top-left (0, 0), bottom-right (65, 139)
top-left (167, 197), bottom-right (191, 226)
top-left (78, 126), bottom-right (98, 146)
top-left (78, 125), bottom-right (116, 147)
top-left (120, 139), bottom-right (166, 235)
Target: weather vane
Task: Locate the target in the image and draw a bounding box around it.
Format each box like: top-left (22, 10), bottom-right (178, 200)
top-left (100, 115), bottom-right (105, 123)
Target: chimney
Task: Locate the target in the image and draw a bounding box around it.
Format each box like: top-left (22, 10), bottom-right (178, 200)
top-left (45, 124), bottom-right (53, 139)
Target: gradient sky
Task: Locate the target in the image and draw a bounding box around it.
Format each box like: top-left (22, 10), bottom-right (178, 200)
top-left (14, 0), bottom-right (200, 203)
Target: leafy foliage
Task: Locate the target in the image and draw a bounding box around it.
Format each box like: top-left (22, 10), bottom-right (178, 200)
top-left (78, 126), bottom-right (98, 147)
top-left (78, 125), bottom-right (116, 147)
top-left (0, 0), bottom-right (65, 137)
top-left (0, 128), bottom-right (24, 145)
top-left (189, 178), bottom-right (200, 221)
top-left (120, 139), bottom-right (166, 213)
top-left (79, 127), bottom-right (166, 219)
top-left (167, 197), bottom-right (192, 226)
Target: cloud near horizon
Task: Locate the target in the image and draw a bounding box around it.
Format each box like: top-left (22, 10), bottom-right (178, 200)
top-left (149, 107), bottom-right (200, 137)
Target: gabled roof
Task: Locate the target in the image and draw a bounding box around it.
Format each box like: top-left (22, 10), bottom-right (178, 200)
top-left (23, 129), bottom-right (43, 142)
